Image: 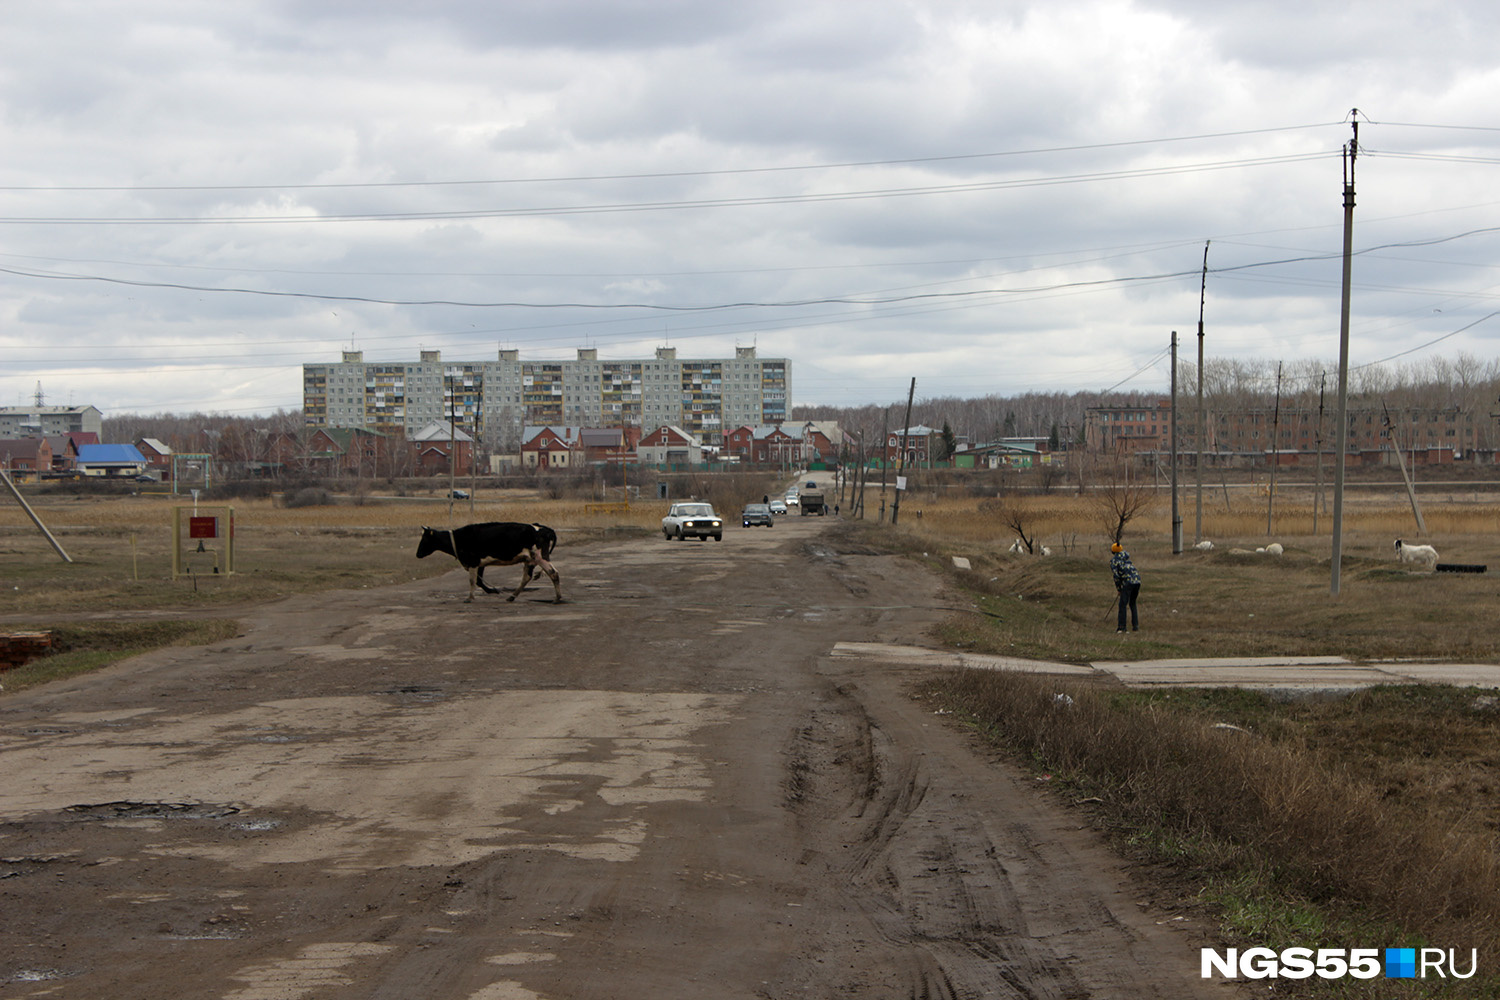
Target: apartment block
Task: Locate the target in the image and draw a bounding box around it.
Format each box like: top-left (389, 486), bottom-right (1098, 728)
top-left (303, 346), bottom-right (790, 445)
top-left (0, 404), bottom-right (103, 438)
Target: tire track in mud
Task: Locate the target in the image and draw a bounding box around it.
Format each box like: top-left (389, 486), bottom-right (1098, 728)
top-left (787, 676), bottom-right (1235, 999)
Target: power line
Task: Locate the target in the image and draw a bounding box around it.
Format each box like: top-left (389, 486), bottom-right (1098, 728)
top-left (0, 151), bottom-right (1336, 226)
top-left (0, 122), bottom-right (1345, 194)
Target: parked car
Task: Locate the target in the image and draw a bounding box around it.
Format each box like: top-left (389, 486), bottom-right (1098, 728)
top-left (449, 489), bottom-right (470, 500)
top-left (768, 500), bottom-right (788, 516)
top-left (741, 503), bottom-right (774, 527)
top-left (662, 502), bottom-right (723, 541)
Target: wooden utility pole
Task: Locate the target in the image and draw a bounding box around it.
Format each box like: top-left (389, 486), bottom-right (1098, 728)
top-left (1331, 113), bottom-right (1358, 597)
top-left (1383, 402), bottom-right (1428, 533)
top-left (891, 378), bottom-right (916, 525)
top-left (1, 469), bottom-right (72, 563)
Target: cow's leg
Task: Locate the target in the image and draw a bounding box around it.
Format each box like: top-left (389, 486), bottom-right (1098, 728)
top-left (474, 564), bottom-right (501, 595)
top-left (465, 566), bottom-right (481, 603)
top-left (533, 555), bottom-right (562, 603)
top-left (506, 550), bottom-right (537, 602)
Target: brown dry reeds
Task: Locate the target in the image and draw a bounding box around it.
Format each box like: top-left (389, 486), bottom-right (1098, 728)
top-left (934, 667), bottom-right (1500, 961)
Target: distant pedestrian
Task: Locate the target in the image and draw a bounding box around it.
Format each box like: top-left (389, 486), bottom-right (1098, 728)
top-left (1110, 542), bottom-right (1140, 633)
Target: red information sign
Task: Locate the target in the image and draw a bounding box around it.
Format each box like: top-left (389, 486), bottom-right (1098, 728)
top-left (188, 516), bottom-right (219, 540)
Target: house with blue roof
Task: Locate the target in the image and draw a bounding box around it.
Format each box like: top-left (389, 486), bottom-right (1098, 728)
top-left (75, 443), bottom-right (148, 477)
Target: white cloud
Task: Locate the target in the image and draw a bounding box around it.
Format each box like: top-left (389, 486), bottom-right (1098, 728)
top-left (3, 0), bottom-right (1500, 417)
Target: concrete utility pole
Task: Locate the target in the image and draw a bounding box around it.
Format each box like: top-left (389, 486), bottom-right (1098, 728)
top-left (1170, 331), bottom-right (1182, 554)
top-left (1314, 374), bottom-right (1326, 534)
top-left (1268, 362), bottom-right (1281, 535)
top-left (1331, 112), bottom-right (1359, 597)
top-left (891, 378), bottom-right (916, 525)
top-left (1195, 242), bottom-right (1208, 543)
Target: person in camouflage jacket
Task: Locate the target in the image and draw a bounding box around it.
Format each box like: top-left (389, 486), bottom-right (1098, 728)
top-left (1110, 542), bottom-right (1140, 633)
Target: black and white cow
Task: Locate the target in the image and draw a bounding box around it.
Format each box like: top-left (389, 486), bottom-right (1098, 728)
top-left (415, 522), bottom-right (562, 603)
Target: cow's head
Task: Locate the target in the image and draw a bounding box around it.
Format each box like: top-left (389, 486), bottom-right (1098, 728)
top-left (415, 525), bottom-right (443, 559)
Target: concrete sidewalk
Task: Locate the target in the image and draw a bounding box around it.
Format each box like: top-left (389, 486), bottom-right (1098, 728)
top-left (830, 642), bottom-right (1500, 691)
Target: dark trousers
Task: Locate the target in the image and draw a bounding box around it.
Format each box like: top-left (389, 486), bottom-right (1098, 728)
top-left (1117, 583), bottom-right (1140, 630)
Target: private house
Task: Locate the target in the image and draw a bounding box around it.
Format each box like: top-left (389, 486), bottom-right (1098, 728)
top-left (75, 443), bottom-right (148, 477)
top-left (884, 426), bottom-right (940, 467)
top-left (637, 425), bottom-right (701, 466)
top-left (579, 426), bottom-right (640, 465)
top-left (723, 424), bottom-right (800, 465)
top-left (520, 426), bottom-right (582, 470)
top-left (45, 431), bottom-right (99, 474)
top-left (0, 437), bottom-right (53, 477)
top-left (798, 421), bottom-right (843, 465)
top-left (409, 423), bottom-right (475, 476)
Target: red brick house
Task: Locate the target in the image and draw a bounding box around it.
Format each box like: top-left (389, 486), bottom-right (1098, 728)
top-left (579, 427), bottom-right (640, 465)
top-left (0, 438), bottom-right (53, 477)
top-left (723, 424), bottom-right (799, 465)
top-left (638, 425), bottom-right (702, 466)
top-left (520, 426), bottom-right (582, 470)
top-left (410, 423), bottom-right (475, 476)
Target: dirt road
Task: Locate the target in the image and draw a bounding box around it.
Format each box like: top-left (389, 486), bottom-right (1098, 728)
top-left (1, 518), bottom-right (1241, 999)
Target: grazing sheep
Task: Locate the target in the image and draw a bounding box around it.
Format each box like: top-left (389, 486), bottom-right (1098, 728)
top-left (1395, 538), bottom-right (1438, 571)
top-left (1266, 542), bottom-right (1284, 556)
top-left (1040, 545), bottom-right (1052, 556)
top-left (1007, 538), bottom-right (1024, 554)
top-left (1193, 539), bottom-right (1214, 551)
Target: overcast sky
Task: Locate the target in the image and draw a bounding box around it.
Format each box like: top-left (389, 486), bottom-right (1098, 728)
top-left (4, 0), bottom-right (1500, 418)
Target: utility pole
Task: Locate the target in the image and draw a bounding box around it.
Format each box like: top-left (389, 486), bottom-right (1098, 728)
top-left (1331, 112), bottom-right (1358, 597)
top-left (878, 409), bottom-right (890, 522)
top-left (1195, 241), bottom-right (1208, 543)
top-left (1267, 362), bottom-right (1281, 535)
top-left (1383, 402), bottom-right (1427, 533)
top-left (1314, 374), bottom-right (1326, 534)
top-left (1170, 331), bottom-right (1182, 553)
top-left (891, 378), bottom-right (916, 525)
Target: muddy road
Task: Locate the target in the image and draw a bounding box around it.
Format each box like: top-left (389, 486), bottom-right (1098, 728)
top-left (1, 518), bottom-right (1239, 999)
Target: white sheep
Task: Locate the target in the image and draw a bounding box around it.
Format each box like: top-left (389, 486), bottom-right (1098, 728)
top-left (1266, 542), bottom-right (1283, 556)
top-left (1007, 538), bottom-right (1024, 555)
top-left (1193, 539), bottom-right (1214, 551)
top-left (1040, 545), bottom-right (1052, 556)
top-left (1395, 538), bottom-right (1438, 571)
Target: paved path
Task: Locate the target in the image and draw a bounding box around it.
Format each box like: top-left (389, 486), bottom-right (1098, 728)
top-left (831, 642), bottom-right (1500, 691)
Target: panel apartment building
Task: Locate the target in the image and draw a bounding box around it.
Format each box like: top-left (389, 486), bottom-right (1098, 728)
top-left (302, 346), bottom-right (790, 446)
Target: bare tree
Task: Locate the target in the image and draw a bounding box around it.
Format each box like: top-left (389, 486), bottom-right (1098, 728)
top-left (982, 497), bottom-right (1038, 554)
top-left (1089, 466), bottom-right (1156, 543)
